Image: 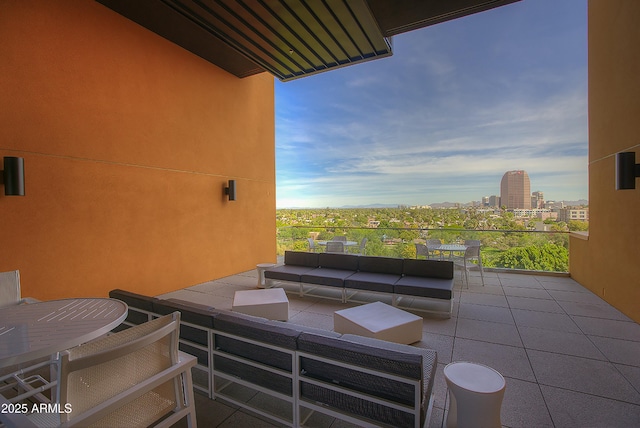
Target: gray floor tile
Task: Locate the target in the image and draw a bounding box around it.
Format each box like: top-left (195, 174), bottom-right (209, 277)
top-left (559, 300), bottom-right (633, 321)
top-left (458, 292), bottom-right (509, 307)
top-left (503, 286), bottom-right (552, 299)
top-left (452, 338), bottom-right (535, 382)
top-left (498, 275), bottom-right (543, 288)
top-left (528, 350), bottom-right (640, 404)
top-left (511, 308), bottom-right (582, 333)
top-left (506, 295), bottom-right (565, 313)
top-left (589, 335), bottom-right (640, 367)
top-left (415, 332), bottom-right (454, 364)
top-left (538, 277), bottom-right (590, 293)
top-left (541, 385), bottom-right (640, 428)
top-left (501, 378), bottom-right (553, 428)
top-left (518, 325), bottom-right (606, 360)
top-left (572, 315), bottom-right (640, 340)
top-left (422, 315), bottom-right (458, 337)
top-left (458, 302), bottom-right (515, 324)
top-left (547, 288), bottom-right (608, 305)
top-left (456, 317), bottom-right (523, 347)
top-left (615, 363), bottom-right (640, 392)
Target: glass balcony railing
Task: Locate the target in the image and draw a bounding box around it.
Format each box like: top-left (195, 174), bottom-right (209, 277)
top-left (276, 226), bottom-right (570, 274)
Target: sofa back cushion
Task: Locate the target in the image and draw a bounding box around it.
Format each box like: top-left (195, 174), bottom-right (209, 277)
top-left (297, 332), bottom-right (425, 425)
top-left (318, 253), bottom-right (359, 271)
top-left (108, 289), bottom-right (157, 326)
top-left (403, 259), bottom-right (454, 279)
top-left (357, 256), bottom-right (403, 275)
top-left (284, 251), bottom-right (319, 267)
top-left (152, 298), bottom-right (215, 328)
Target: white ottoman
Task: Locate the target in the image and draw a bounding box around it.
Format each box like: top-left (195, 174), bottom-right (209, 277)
top-left (333, 301), bottom-right (423, 344)
top-left (232, 288), bottom-right (289, 321)
top-left (444, 361), bottom-right (506, 428)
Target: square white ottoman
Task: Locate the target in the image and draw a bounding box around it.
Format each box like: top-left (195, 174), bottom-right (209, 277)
top-left (334, 301), bottom-right (423, 344)
top-left (232, 288), bottom-right (289, 321)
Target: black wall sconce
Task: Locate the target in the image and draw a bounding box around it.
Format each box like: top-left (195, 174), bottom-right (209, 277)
top-left (225, 179), bottom-right (236, 201)
top-left (615, 152), bottom-right (640, 190)
top-left (2, 157), bottom-right (25, 196)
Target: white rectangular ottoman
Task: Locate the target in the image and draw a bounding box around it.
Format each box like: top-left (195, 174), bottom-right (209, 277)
top-left (334, 301), bottom-right (423, 344)
top-left (232, 288), bottom-right (289, 321)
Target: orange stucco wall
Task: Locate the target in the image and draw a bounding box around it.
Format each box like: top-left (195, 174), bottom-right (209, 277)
top-left (0, 1), bottom-right (276, 300)
top-left (570, 0), bottom-right (640, 322)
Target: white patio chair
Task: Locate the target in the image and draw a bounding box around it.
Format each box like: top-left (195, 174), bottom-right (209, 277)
top-left (357, 237), bottom-right (367, 255)
top-left (426, 239), bottom-right (442, 259)
top-left (1, 312), bottom-right (197, 428)
top-left (453, 245), bottom-right (485, 287)
top-left (307, 237), bottom-right (319, 252)
top-left (415, 243), bottom-right (429, 259)
top-left (325, 241), bottom-right (345, 253)
top-left (0, 270), bottom-right (39, 308)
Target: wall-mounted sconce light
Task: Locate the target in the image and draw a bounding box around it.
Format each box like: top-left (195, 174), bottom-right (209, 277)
top-left (225, 179), bottom-right (236, 201)
top-left (2, 157), bottom-right (25, 196)
top-left (615, 152), bottom-right (640, 190)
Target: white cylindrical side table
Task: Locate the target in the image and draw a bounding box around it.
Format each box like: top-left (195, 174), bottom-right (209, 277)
top-left (256, 263), bottom-right (276, 288)
top-left (444, 361), bottom-right (506, 428)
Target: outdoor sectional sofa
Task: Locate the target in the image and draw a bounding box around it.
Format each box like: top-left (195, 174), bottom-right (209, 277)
top-left (109, 289), bottom-right (437, 428)
top-left (264, 251), bottom-right (455, 317)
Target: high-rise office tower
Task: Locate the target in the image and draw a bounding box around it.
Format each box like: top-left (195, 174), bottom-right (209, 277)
top-left (531, 191), bottom-right (544, 209)
top-left (500, 170), bottom-right (531, 209)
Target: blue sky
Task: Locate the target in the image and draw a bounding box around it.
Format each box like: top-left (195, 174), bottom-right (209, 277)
top-left (275, 0), bottom-right (588, 208)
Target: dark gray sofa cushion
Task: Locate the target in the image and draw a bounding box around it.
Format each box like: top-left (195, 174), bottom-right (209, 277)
top-left (264, 264), bottom-right (317, 282)
top-left (213, 310), bottom-right (300, 372)
top-left (301, 268), bottom-right (356, 288)
top-left (152, 298), bottom-right (215, 328)
top-left (346, 256), bottom-right (403, 292)
top-left (344, 271), bottom-right (400, 293)
top-left (264, 251), bottom-right (320, 282)
top-left (214, 355), bottom-right (293, 396)
top-left (318, 253), bottom-right (359, 270)
top-left (285, 250), bottom-right (320, 267)
top-left (297, 332), bottom-right (424, 380)
top-left (109, 288), bottom-right (156, 311)
top-left (343, 334), bottom-right (437, 410)
top-left (357, 256), bottom-right (404, 275)
top-left (108, 289), bottom-right (157, 326)
top-left (402, 259), bottom-right (454, 279)
top-left (213, 310), bottom-right (299, 350)
top-left (297, 332), bottom-right (434, 427)
top-left (394, 276), bottom-right (454, 300)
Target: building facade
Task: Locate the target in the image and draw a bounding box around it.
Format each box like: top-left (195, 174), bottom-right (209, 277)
top-left (500, 170), bottom-right (531, 209)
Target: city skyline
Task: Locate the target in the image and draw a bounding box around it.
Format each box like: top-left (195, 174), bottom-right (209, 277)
top-left (275, 0), bottom-right (588, 208)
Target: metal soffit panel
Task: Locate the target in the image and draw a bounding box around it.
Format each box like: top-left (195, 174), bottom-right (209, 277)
top-left (97, 0), bottom-right (521, 81)
top-left (160, 0), bottom-right (392, 81)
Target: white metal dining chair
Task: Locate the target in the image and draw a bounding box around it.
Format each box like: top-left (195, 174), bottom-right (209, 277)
top-left (357, 237), bottom-right (367, 255)
top-left (453, 245), bottom-right (485, 287)
top-left (325, 241), bottom-right (345, 253)
top-left (426, 239), bottom-right (442, 259)
top-left (0, 270), bottom-right (38, 308)
top-left (0, 270), bottom-right (21, 308)
top-left (415, 243), bottom-right (429, 259)
top-left (1, 312), bottom-right (198, 428)
top-left (307, 237), bottom-right (319, 252)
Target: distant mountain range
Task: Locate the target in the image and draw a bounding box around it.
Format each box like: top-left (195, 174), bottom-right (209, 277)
top-left (337, 199), bottom-right (589, 209)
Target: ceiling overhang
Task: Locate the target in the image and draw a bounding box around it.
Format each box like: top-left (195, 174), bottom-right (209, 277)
top-left (97, 0), bottom-right (520, 81)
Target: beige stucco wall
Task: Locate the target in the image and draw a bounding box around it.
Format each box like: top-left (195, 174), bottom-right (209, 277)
top-left (570, 0), bottom-right (640, 322)
top-left (0, 1), bottom-right (276, 300)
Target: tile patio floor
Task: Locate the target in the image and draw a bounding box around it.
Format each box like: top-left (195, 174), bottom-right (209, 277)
top-left (161, 267), bottom-right (640, 428)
